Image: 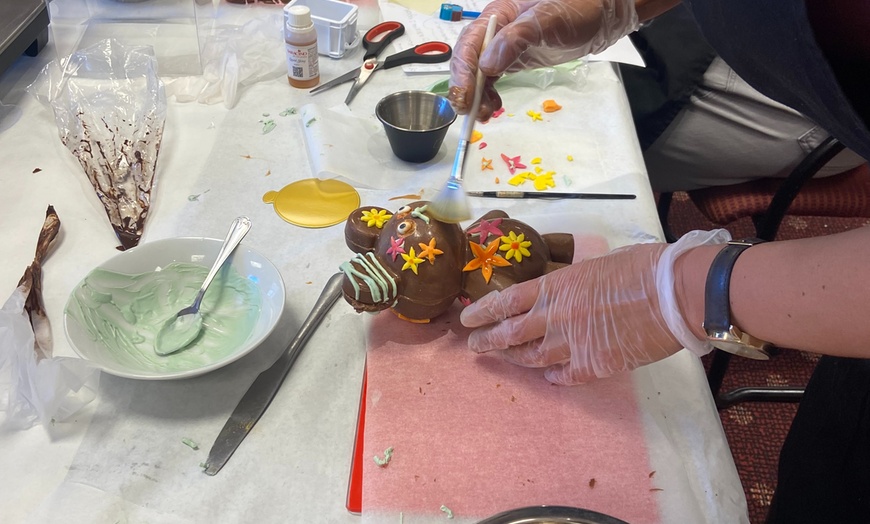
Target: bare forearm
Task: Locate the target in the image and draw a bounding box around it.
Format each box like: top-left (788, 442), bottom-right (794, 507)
top-left (675, 226), bottom-right (870, 357)
top-left (635, 0), bottom-right (681, 22)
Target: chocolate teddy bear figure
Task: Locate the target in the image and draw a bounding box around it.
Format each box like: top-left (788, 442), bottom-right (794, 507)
top-left (340, 201), bottom-right (574, 322)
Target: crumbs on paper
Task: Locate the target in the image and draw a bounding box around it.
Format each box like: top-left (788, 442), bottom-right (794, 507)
top-left (181, 438), bottom-right (199, 450)
top-left (261, 119), bottom-right (277, 134)
top-left (542, 99), bottom-right (562, 112)
top-left (374, 446), bottom-right (394, 467)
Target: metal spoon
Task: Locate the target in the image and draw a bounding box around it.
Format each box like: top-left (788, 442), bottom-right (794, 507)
top-left (154, 216), bottom-right (252, 356)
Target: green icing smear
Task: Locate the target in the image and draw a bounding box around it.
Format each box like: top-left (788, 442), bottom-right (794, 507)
top-left (66, 262), bottom-right (261, 373)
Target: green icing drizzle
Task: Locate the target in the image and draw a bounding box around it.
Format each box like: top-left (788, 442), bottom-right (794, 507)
top-left (411, 204), bottom-right (430, 224)
top-left (364, 252), bottom-right (398, 304)
top-left (339, 253), bottom-right (397, 306)
top-left (66, 262), bottom-right (260, 373)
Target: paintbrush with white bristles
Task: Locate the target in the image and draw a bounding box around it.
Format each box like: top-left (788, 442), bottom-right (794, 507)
top-left (429, 14), bottom-right (498, 223)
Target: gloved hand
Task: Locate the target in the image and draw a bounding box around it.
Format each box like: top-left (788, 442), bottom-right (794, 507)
top-left (449, 0), bottom-right (639, 119)
top-left (460, 230), bottom-right (730, 385)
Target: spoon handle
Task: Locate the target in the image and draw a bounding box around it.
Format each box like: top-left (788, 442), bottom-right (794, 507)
top-left (193, 216), bottom-right (252, 310)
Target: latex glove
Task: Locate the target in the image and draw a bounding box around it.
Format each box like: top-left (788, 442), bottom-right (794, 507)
top-left (449, 0), bottom-right (638, 119)
top-left (460, 230), bottom-right (730, 385)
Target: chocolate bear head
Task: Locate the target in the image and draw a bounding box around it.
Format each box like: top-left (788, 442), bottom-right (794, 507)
top-left (341, 201), bottom-right (466, 321)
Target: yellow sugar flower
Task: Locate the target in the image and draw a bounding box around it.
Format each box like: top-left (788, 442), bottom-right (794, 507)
top-left (499, 231), bottom-right (532, 262)
top-left (361, 208), bottom-right (392, 228)
top-left (401, 247), bottom-right (425, 274)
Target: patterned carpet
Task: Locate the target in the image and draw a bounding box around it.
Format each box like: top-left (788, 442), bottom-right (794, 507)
top-left (665, 191), bottom-right (869, 523)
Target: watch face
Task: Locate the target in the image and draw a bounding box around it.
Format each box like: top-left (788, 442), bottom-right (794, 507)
top-left (711, 339), bottom-right (770, 360)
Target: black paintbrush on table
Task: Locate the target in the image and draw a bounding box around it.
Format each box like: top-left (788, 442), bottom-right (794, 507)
top-left (466, 191), bottom-right (637, 200)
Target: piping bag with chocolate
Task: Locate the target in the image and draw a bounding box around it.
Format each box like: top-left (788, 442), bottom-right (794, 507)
top-left (1, 207), bottom-right (100, 430)
top-left (30, 39), bottom-right (166, 250)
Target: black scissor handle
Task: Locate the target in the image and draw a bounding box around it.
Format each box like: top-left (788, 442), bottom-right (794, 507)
top-left (382, 42), bottom-right (452, 69)
top-left (363, 21), bottom-right (406, 60)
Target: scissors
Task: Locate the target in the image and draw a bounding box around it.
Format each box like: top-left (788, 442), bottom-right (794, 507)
top-left (310, 21), bottom-right (453, 105)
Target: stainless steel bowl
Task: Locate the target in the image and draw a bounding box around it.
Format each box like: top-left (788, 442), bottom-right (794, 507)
top-left (476, 506), bottom-right (630, 524)
top-left (376, 90), bottom-right (456, 163)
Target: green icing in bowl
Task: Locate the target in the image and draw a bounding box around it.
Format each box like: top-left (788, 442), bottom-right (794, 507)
top-left (66, 262), bottom-right (261, 373)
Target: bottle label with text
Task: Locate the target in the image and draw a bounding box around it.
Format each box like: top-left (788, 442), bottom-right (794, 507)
top-left (286, 43), bottom-right (319, 81)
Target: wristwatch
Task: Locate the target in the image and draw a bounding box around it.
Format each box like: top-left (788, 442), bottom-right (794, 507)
top-left (704, 238), bottom-right (772, 360)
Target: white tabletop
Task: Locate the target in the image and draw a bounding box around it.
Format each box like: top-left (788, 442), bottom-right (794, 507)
top-left (0, 2), bottom-right (748, 523)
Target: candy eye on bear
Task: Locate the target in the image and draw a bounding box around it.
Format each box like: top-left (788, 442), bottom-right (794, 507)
top-left (396, 205), bottom-right (412, 216)
top-left (396, 220), bottom-right (416, 237)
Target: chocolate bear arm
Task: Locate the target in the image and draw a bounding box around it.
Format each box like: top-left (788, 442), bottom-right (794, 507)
top-left (463, 271), bottom-right (523, 303)
top-left (542, 233), bottom-right (575, 264)
top-left (477, 209), bottom-right (509, 222)
top-left (345, 206), bottom-right (391, 253)
top-left (544, 261), bottom-right (570, 275)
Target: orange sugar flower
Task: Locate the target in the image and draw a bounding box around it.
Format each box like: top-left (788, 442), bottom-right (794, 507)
top-left (417, 238), bottom-right (444, 264)
top-left (462, 239), bottom-right (511, 283)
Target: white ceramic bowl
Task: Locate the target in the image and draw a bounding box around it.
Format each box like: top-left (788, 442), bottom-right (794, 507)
top-left (64, 237), bottom-right (285, 380)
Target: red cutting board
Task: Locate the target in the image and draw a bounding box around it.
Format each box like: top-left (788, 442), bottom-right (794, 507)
top-left (346, 363), bottom-right (366, 514)
top-left (348, 234), bottom-right (660, 522)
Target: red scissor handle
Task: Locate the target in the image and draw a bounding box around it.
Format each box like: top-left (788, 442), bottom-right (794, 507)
top-left (382, 41), bottom-right (453, 69)
top-left (363, 21), bottom-right (406, 60)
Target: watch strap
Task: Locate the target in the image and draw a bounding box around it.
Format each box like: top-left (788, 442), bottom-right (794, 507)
top-left (704, 239), bottom-right (764, 332)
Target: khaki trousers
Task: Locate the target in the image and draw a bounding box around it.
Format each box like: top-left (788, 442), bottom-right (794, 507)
top-left (644, 57), bottom-right (865, 192)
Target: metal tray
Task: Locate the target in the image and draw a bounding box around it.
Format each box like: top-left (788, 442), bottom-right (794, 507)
top-left (476, 505), bottom-right (630, 524)
top-left (0, 0), bottom-right (48, 77)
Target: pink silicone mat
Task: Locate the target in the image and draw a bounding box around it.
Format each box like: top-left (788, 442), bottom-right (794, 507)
top-left (361, 236), bottom-right (661, 523)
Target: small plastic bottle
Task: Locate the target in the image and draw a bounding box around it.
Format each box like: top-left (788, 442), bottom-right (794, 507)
top-left (284, 5), bottom-right (320, 88)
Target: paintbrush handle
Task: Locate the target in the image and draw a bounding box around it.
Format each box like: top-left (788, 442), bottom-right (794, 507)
top-left (467, 191), bottom-right (637, 199)
top-left (461, 15), bottom-right (498, 142)
top-left (450, 14), bottom-right (498, 183)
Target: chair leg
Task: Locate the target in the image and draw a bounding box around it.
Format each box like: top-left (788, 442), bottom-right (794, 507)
top-left (657, 192), bottom-right (679, 243)
top-left (755, 136), bottom-right (846, 240)
top-left (704, 142), bottom-right (844, 407)
top-left (707, 350), bottom-right (732, 397)
top-left (716, 387), bottom-right (804, 410)
top-left (708, 348), bottom-right (804, 409)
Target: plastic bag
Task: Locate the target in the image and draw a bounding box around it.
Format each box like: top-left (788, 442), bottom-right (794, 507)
top-left (165, 14), bottom-right (286, 109)
top-left (0, 99), bottom-right (22, 135)
top-left (429, 59), bottom-right (590, 96)
top-left (0, 207), bottom-right (100, 431)
top-left (0, 288), bottom-right (100, 430)
top-left (29, 39), bottom-right (166, 251)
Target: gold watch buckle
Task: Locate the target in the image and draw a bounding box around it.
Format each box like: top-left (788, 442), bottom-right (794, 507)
top-left (706, 324), bottom-right (772, 360)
